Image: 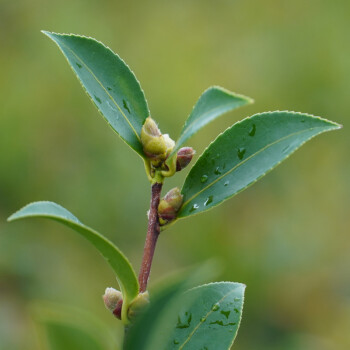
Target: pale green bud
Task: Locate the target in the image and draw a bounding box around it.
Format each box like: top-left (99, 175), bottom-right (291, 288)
top-left (141, 117), bottom-right (175, 162)
top-left (128, 291), bottom-right (150, 321)
top-left (158, 187), bottom-right (183, 225)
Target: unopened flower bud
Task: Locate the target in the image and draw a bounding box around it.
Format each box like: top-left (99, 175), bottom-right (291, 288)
top-left (176, 147), bottom-right (195, 171)
top-left (158, 187), bottom-right (183, 225)
top-left (128, 291), bottom-right (150, 321)
top-left (141, 117), bottom-right (175, 162)
top-left (103, 287), bottom-right (123, 312)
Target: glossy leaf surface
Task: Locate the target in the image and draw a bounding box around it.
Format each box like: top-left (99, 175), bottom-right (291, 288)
top-left (168, 86), bottom-right (253, 161)
top-left (8, 201), bottom-right (139, 320)
top-left (168, 282), bottom-right (245, 350)
top-left (180, 111), bottom-right (341, 217)
top-left (43, 31), bottom-right (149, 156)
top-left (124, 264), bottom-right (217, 350)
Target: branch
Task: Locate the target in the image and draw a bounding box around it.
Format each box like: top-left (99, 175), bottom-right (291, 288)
top-left (138, 182), bottom-right (163, 292)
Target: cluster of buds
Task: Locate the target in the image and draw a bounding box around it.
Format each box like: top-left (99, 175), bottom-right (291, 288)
top-left (158, 187), bottom-right (183, 225)
top-left (141, 117), bottom-right (195, 175)
top-left (103, 288), bottom-right (150, 321)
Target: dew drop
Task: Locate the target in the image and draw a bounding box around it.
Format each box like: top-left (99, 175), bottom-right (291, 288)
top-left (200, 175), bottom-right (208, 183)
top-left (224, 181), bottom-right (229, 187)
top-left (214, 167), bottom-right (222, 175)
top-left (237, 147), bottom-right (246, 160)
top-left (212, 302), bottom-right (220, 311)
top-left (249, 123), bottom-right (256, 136)
top-left (94, 95), bottom-right (102, 104)
top-left (189, 204), bottom-right (199, 212)
top-left (204, 195), bottom-right (213, 206)
top-left (123, 99), bottom-right (131, 113)
top-left (234, 297), bottom-right (241, 302)
top-left (176, 312), bottom-right (192, 329)
top-left (173, 339), bottom-right (179, 344)
top-left (234, 308), bottom-right (239, 313)
top-left (221, 310), bottom-right (231, 319)
top-left (200, 317), bottom-right (206, 322)
top-left (107, 87), bottom-right (112, 91)
top-left (76, 62), bottom-right (82, 69)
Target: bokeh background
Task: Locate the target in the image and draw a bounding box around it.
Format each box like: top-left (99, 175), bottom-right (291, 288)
top-left (0, 0), bottom-right (349, 349)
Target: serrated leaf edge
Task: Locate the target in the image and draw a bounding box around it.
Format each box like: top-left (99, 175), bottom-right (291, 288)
top-left (42, 30), bottom-right (150, 157)
top-left (177, 111), bottom-right (341, 219)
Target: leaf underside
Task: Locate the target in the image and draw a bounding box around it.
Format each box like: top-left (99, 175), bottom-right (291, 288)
top-left (180, 111), bottom-right (341, 218)
top-left (7, 201), bottom-right (139, 320)
top-left (43, 31), bottom-right (149, 156)
top-left (169, 86), bottom-right (253, 161)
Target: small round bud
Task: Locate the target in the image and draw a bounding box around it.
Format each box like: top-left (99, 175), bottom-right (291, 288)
top-left (176, 147), bottom-right (195, 171)
top-left (128, 291), bottom-right (150, 321)
top-left (158, 187), bottom-right (183, 225)
top-left (103, 287), bottom-right (122, 312)
top-left (141, 117), bottom-right (175, 163)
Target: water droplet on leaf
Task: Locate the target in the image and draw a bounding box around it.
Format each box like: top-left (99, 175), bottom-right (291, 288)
top-left (249, 124), bottom-right (256, 136)
top-left (212, 302), bottom-right (220, 311)
top-left (200, 175), bottom-right (208, 183)
top-left (176, 312), bottom-right (192, 329)
top-left (76, 62), bottom-right (82, 69)
top-left (224, 181), bottom-right (229, 186)
top-left (94, 95), bottom-right (102, 104)
top-left (204, 195), bottom-right (213, 206)
top-left (221, 310), bottom-right (231, 319)
top-left (189, 204), bottom-right (199, 212)
top-left (237, 147), bottom-right (246, 160)
top-left (123, 99), bottom-right (131, 113)
top-left (214, 167), bottom-right (222, 175)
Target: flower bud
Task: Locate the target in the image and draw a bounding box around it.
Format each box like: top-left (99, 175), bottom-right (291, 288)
top-left (141, 117), bottom-right (175, 162)
top-left (176, 147), bottom-right (195, 171)
top-left (103, 287), bottom-right (122, 312)
top-left (158, 187), bottom-right (183, 225)
top-left (128, 291), bottom-right (150, 321)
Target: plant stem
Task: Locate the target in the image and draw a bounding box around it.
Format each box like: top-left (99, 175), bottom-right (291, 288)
top-left (138, 182), bottom-right (163, 293)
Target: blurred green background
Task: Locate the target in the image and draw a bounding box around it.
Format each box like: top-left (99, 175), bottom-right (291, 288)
top-left (0, 0), bottom-right (349, 349)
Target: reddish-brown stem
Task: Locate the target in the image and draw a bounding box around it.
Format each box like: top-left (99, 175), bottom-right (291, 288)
top-left (138, 182), bottom-right (162, 293)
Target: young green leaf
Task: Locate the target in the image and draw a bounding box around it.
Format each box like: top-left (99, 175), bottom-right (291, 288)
top-left (42, 31), bottom-right (149, 156)
top-left (179, 111), bottom-right (341, 218)
top-left (167, 282), bottom-right (245, 350)
top-left (168, 86), bottom-right (253, 162)
top-left (7, 201), bottom-right (139, 322)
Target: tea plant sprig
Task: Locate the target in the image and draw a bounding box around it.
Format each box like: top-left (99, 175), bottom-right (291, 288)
top-left (7, 32), bottom-right (341, 349)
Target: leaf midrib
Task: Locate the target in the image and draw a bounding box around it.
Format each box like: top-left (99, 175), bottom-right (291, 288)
top-left (58, 38), bottom-right (141, 142)
top-left (177, 288), bottom-right (238, 350)
top-left (181, 125), bottom-right (327, 210)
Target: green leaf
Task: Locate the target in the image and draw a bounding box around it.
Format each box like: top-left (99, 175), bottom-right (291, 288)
top-left (42, 31), bottom-right (149, 156)
top-left (32, 302), bottom-right (117, 350)
top-left (124, 263), bottom-right (218, 350)
top-left (8, 201), bottom-right (139, 322)
top-left (179, 111), bottom-right (341, 218)
top-left (167, 282), bottom-right (245, 350)
top-left (168, 86), bottom-right (253, 161)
